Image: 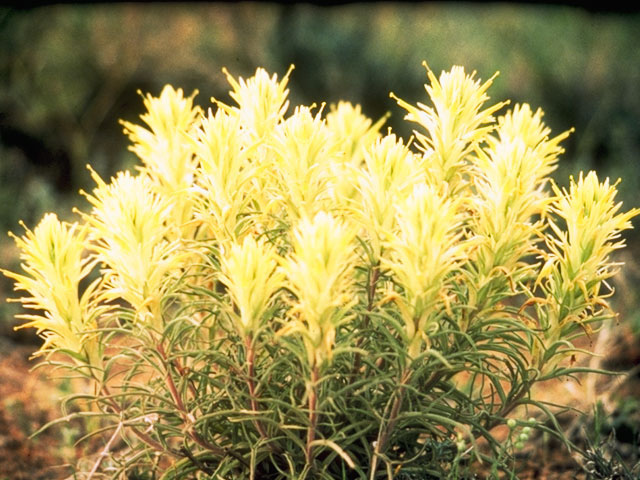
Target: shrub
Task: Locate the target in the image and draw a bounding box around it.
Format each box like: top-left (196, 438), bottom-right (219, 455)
top-left (3, 63), bottom-right (638, 479)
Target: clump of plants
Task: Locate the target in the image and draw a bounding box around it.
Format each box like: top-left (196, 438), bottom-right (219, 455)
top-left (3, 63), bottom-right (638, 479)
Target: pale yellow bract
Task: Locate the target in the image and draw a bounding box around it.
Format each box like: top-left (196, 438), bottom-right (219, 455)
top-left (221, 66), bottom-right (293, 142)
top-left (190, 107), bottom-right (255, 242)
top-left (469, 104), bottom-right (570, 288)
top-left (355, 133), bottom-right (425, 260)
top-left (3, 214), bottom-right (103, 363)
top-left (218, 235), bottom-right (284, 337)
top-left (280, 212), bottom-right (358, 366)
top-left (80, 169), bottom-right (182, 330)
top-left (540, 173), bottom-right (639, 345)
top-left (393, 62), bottom-right (507, 191)
top-left (381, 183), bottom-right (469, 358)
top-left (122, 85), bottom-right (202, 194)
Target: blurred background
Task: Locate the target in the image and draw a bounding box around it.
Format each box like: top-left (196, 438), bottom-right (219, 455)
top-left (0, 3), bottom-right (639, 477)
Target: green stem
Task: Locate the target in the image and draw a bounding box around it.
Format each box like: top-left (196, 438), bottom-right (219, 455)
top-left (305, 364), bottom-right (320, 465)
top-left (171, 354), bottom-right (199, 406)
top-left (158, 342), bottom-right (188, 413)
top-left (245, 335), bottom-right (269, 439)
top-left (157, 342), bottom-right (249, 467)
top-left (353, 263), bottom-right (380, 377)
top-left (369, 367), bottom-right (412, 480)
top-left (367, 264), bottom-right (381, 311)
top-left (100, 384), bottom-right (181, 458)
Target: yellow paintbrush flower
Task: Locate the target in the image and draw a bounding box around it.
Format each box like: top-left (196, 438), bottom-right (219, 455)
top-left (392, 62), bottom-right (507, 191)
top-left (382, 183), bottom-right (469, 357)
top-left (190, 107), bottom-right (259, 242)
top-left (80, 169), bottom-right (182, 329)
top-left (543, 171), bottom-right (639, 313)
top-left (122, 85), bottom-right (202, 193)
top-left (280, 212), bottom-right (357, 366)
top-left (218, 236), bottom-right (285, 337)
top-left (220, 66), bottom-right (293, 142)
top-left (121, 85), bottom-right (202, 238)
top-left (202, 66), bottom-right (295, 232)
top-left (491, 104), bottom-right (572, 163)
top-left (324, 101), bottom-right (386, 211)
top-left (469, 104), bottom-right (572, 288)
top-left (268, 105), bottom-right (340, 219)
top-left (531, 171), bottom-right (639, 371)
top-left (470, 142), bottom-right (544, 285)
top-left (325, 101), bottom-right (386, 163)
top-left (2, 214), bottom-right (103, 362)
top-left (355, 134), bottom-right (425, 260)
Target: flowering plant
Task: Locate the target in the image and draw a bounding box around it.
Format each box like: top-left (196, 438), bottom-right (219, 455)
top-left (4, 63), bottom-right (637, 479)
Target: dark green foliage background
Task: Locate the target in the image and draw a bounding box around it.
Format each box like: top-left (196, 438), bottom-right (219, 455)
top-left (1, 2), bottom-right (639, 317)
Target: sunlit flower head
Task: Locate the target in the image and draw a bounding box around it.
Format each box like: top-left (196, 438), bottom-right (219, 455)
top-left (268, 105), bottom-right (339, 219)
top-left (324, 102), bottom-right (388, 209)
top-left (80, 169), bottom-right (181, 327)
top-left (528, 171), bottom-right (639, 369)
top-left (190, 107), bottom-right (258, 242)
top-left (220, 66), bottom-right (293, 141)
top-left (355, 134), bottom-right (425, 259)
top-left (494, 104), bottom-right (571, 161)
top-left (544, 171), bottom-right (639, 296)
top-left (467, 104), bottom-right (572, 286)
top-left (471, 142), bottom-right (545, 271)
top-left (382, 183), bottom-right (470, 356)
top-left (392, 62), bottom-right (507, 187)
top-left (478, 103), bottom-right (571, 194)
top-left (122, 85), bottom-right (202, 193)
top-left (325, 101), bottom-right (386, 162)
top-left (2, 214), bottom-right (101, 360)
top-left (280, 212), bottom-right (357, 365)
top-left (218, 236), bottom-right (285, 337)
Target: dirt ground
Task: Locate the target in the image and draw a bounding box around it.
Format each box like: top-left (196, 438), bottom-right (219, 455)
top-left (0, 339), bottom-right (75, 480)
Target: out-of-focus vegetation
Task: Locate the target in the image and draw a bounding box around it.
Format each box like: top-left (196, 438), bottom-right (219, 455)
top-left (1, 3), bottom-right (639, 310)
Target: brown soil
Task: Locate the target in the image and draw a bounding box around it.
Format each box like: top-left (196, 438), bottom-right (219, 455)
top-left (0, 340), bottom-right (87, 480)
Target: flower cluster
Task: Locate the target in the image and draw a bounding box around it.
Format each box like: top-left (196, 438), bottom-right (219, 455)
top-left (3, 63), bottom-right (637, 478)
